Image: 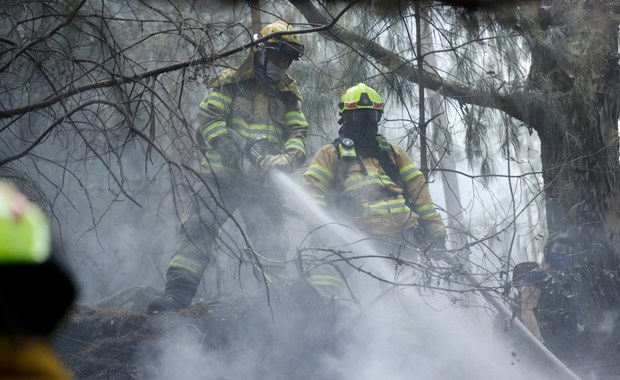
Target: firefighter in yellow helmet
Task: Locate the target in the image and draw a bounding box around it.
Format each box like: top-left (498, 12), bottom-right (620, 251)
top-left (301, 83), bottom-right (447, 298)
top-left (0, 180), bottom-right (76, 379)
top-left (148, 21), bottom-right (309, 312)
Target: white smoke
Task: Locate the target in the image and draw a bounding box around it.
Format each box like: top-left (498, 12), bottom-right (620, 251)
top-left (137, 170), bottom-right (566, 380)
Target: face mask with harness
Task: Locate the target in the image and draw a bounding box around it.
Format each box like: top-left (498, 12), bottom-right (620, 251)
top-left (331, 83), bottom-right (416, 218)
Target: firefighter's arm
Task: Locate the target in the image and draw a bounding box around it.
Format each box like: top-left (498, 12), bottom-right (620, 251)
top-left (197, 86), bottom-right (242, 165)
top-left (520, 284), bottom-right (545, 343)
top-left (281, 98), bottom-right (309, 171)
top-left (301, 146), bottom-right (339, 230)
top-left (394, 146), bottom-right (446, 243)
top-left (197, 86), bottom-right (233, 145)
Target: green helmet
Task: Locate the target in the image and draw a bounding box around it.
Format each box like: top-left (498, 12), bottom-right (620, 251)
top-left (0, 180), bottom-right (75, 336)
top-left (0, 180), bottom-right (51, 264)
top-left (338, 83), bottom-right (384, 115)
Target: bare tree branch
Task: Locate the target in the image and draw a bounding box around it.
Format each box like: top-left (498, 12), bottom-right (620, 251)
top-left (289, 0), bottom-right (536, 125)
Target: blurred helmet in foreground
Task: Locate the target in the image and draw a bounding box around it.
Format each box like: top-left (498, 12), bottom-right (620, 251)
top-left (0, 180), bottom-right (76, 336)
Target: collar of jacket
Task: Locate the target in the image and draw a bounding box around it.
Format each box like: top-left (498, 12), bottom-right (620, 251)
top-left (208, 48), bottom-right (303, 101)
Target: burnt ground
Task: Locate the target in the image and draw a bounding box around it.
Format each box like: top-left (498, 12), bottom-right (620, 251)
top-left (53, 285), bottom-right (347, 380)
top-left (52, 285), bottom-right (620, 380)
top-left (54, 302), bottom-right (238, 379)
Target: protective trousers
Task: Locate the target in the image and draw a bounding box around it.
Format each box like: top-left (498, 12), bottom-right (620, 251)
top-left (164, 176), bottom-right (288, 307)
top-left (306, 227), bottom-right (419, 302)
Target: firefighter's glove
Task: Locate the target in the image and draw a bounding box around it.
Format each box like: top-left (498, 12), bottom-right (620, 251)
top-left (212, 134), bottom-right (241, 167)
top-left (429, 237), bottom-right (447, 252)
top-left (260, 154), bottom-right (293, 172)
top-left (425, 237), bottom-right (448, 262)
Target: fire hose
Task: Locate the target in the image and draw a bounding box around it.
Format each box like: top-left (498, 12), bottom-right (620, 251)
top-left (439, 253), bottom-right (583, 379)
top-left (227, 128), bottom-right (306, 221)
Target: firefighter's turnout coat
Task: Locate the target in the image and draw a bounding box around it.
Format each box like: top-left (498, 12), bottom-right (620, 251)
top-left (199, 48), bottom-right (308, 182)
top-left (302, 138), bottom-right (445, 240)
top-left (302, 137), bottom-right (447, 299)
top-left (0, 339), bottom-right (74, 379)
top-left (166, 49), bottom-right (308, 285)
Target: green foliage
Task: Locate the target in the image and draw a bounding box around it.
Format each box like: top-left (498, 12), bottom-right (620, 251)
top-left (463, 106), bottom-right (495, 178)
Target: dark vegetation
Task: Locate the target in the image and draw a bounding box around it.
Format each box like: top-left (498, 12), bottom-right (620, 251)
top-left (54, 286), bottom-right (348, 380)
top-left (56, 301), bottom-right (260, 380)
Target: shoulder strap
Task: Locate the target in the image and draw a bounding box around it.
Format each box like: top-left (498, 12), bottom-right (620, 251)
top-left (332, 136), bottom-right (413, 208)
top-left (374, 143), bottom-right (415, 209)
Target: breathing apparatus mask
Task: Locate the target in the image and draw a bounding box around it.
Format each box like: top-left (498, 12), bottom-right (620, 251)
top-left (253, 21), bottom-right (304, 84)
top-left (339, 109), bottom-right (382, 148)
top-left (256, 48), bottom-right (291, 83)
top-left (337, 83), bottom-right (384, 150)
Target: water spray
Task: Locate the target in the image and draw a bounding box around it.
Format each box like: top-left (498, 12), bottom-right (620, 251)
top-left (268, 169), bottom-right (583, 380)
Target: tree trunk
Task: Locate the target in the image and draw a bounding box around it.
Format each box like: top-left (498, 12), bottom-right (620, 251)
top-left (528, 0), bottom-right (620, 251)
top-left (250, 0), bottom-right (261, 33)
top-left (419, 5), bottom-right (469, 255)
top-left (527, 0), bottom-right (620, 331)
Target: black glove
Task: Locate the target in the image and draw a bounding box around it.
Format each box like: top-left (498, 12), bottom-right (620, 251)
top-left (212, 134), bottom-right (241, 167)
top-left (429, 238), bottom-right (447, 251)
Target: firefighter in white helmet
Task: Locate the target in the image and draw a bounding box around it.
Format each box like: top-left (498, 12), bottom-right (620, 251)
top-left (148, 21), bottom-right (309, 312)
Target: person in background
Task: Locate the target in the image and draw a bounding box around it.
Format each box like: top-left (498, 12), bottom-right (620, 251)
top-left (0, 180), bottom-right (77, 379)
top-left (301, 82), bottom-right (447, 300)
top-left (148, 20), bottom-right (308, 313)
top-left (519, 232), bottom-right (585, 364)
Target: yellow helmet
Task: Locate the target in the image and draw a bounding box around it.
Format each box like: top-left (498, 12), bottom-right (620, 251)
top-left (257, 20), bottom-right (304, 60)
top-left (338, 83), bottom-right (384, 114)
top-left (337, 83), bottom-right (384, 129)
